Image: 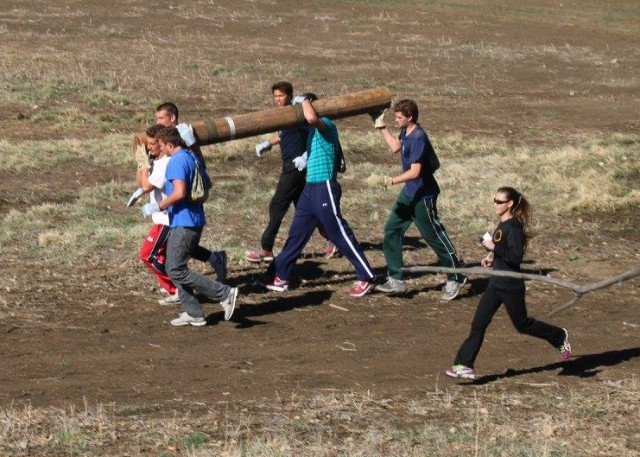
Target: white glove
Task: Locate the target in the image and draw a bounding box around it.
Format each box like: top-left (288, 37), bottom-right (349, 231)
top-left (292, 151), bottom-right (308, 171)
top-left (255, 140), bottom-right (272, 157)
top-left (141, 202), bottom-right (161, 217)
top-left (292, 95), bottom-right (307, 105)
top-left (134, 143), bottom-right (151, 170)
top-left (365, 173), bottom-right (393, 189)
top-left (370, 109), bottom-right (387, 129)
top-left (127, 187), bottom-right (145, 207)
top-left (177, 123), bottom-right (197, 147)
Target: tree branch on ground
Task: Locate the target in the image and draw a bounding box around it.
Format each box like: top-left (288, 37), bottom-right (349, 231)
top-left (401, 266), bottom-right (640, 316)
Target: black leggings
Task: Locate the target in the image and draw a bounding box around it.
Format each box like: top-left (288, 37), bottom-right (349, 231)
top-left (454, 285), bottom-right (565, 368)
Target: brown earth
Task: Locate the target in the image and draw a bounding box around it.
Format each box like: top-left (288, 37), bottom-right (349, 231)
top-left (0, 0), bottom-right (639, 413)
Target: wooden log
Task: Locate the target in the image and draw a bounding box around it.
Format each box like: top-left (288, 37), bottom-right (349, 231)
top-left (132, 87), bottom-right (391, 151)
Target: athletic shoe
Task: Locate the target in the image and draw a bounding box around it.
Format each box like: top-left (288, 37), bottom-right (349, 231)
top-left (170, 312), bottom-right (206, 327)
top-left (209, 250), bottom-right (228, 281)
top-left (245, 248), bottom-right (274, 263)
top-left (445, 364), bottom-right (477, 380)
top-left (264, 276), bottom-right (289, 292)
top-left (376, 277), bottom-right (407, 294)
top-left (441, 277), bottom-right (467, 301)
top-left (348, 280), bottom-right (373, 297)
top-left (558, 328), bottom-right (572, 361)
top-left (324, 241), bottom-right (338, 259)
top-left (158, 292), bottom-right (180, 306)
top-left (220, 287), bottom-right (237, 321)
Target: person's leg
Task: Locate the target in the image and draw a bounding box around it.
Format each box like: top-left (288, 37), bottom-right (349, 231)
top-left (261, 169), bottom-right (305, 252)
top-left (166, 227), bottom-right (231, 318)
top-left (189, 237), bottom-right (227, 281)
top-left (192, 244), bottom-right (211, 262)
top-left (502, 288), bottom-right (567, 348)
top-left (269, 186), bottom-right (318, 281)
top-left (313, 181), bottom-right (374, 281)
top-left (140, 224), bottom-right (175, 294)
top-left (382, 192), bottom-right (414, 280)
top-left (414, 196), bottom-right (464, 283)
top-left (453, 286), bottom-right (502, 368)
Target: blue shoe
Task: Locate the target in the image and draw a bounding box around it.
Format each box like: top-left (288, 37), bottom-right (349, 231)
top-left (209, 250), bottom-right (228, 281)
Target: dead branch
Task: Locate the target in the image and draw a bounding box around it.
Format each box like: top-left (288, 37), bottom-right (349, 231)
top-left (402, 266), bottom-right (640, 316)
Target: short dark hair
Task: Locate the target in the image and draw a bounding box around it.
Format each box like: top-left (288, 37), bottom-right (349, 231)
top-left (156, 102), bottom-right (179, 121)
top-left (145, 124), bottom-right (163, 138)
top-left (271, 81), bottom-right (293, 98)
top-left (393, 99), bottom-right (419, 122)
top-left (156, 126), bottom-right (184, 148)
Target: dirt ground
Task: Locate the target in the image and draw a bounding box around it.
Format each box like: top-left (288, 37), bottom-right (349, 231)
top-left (0, 0), bottom-right (639, 412)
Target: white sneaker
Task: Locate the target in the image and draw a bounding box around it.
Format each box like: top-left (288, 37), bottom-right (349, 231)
top-left (445, 364), bottom-right (477, 380)
top-left (441, 277), bottom-right (467, 301)
top-left (220, 287), bottom-right (237, 321)
top-left (376, 277), bottom-right (407, 294)
top-left (158, 292), bottom-right (180, 306)
top-left (170, 312), bottom-right (206, 327)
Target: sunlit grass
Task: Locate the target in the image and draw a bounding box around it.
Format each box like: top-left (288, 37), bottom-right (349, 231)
top-left (0, 381), bottom-right (637, 456)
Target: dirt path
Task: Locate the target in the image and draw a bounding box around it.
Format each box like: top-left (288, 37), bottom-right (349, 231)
top-left (0, 0), bottom-right (639, 409)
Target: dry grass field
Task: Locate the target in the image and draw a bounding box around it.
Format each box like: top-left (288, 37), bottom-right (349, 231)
top-left (0, 0), bottom-right (639, 455)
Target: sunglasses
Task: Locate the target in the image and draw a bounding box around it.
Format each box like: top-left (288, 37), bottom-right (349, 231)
top-left (493, 198), bottom-right (510, 205)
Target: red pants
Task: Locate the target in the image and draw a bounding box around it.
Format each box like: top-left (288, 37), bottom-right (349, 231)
top-left (140, 224), bottom-right (176, 294)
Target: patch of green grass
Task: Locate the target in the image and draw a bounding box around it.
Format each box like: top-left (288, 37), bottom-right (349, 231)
top-left (49, 427), bottom-right (91, 455)
top-left (347, 76), bottom-right (384, 87)
top-left (211, 64), bottom-right (231, 77)
top-left (184, 431), bottom-right (209, 450)
top-left (211, 63), bottom-right (257, 77)
top-left (486, 435), bottom-right (570, 456)
top-left (588, 134), bottom-right (638, 148)
top-left (58, 355), bottom-right (71, 368)
top-left (87, 92), bottom-right (132, 108)
top-left (235, 63), bottom-right (257, 74)
top-left (542, 109), bottom-right (561, 120)
top-left (535, 396), bottom-right (561, 408)
top-left (576, 404), bottom-right (605, 419)
top-left (288, 64), bottom-right (307, 77)
top-left (0, 135), bottom-right (133, 172)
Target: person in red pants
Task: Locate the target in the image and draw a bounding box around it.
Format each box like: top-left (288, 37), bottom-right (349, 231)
top-left (136, 125), bottom-right (179, 305)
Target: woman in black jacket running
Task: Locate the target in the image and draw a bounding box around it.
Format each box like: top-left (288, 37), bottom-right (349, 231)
top-left (446, 187), bottom-right (572, 380)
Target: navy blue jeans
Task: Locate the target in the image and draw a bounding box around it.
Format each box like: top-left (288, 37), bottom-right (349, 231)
top-left (270, 180), bottom-right (374, 282)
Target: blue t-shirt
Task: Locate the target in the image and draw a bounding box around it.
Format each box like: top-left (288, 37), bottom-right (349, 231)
top-left (305, 118), bottom-right (339, 183)
top-left (279, 125), bottom-right (309, 162)
top-left (399, 124), bottom-right (440, 200)
top-left (165, 149), bottom-right (207, 228)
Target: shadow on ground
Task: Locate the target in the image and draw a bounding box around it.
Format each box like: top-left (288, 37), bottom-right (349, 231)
top-left (469, 346), bottom-right (640, 385)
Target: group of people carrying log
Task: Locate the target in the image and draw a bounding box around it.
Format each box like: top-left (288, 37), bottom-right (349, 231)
top-left (129, 82), bottom-right (572, 380)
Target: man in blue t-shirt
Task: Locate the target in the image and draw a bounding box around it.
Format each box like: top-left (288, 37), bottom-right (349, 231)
top-left (142, 127), bottom-right (237, 326)
top-left (263, 95), bottom-right (375, 298)
top-left (248, 81), bottom-right (336, 263)
top-left (368, 99), bottom-right (466, 300)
